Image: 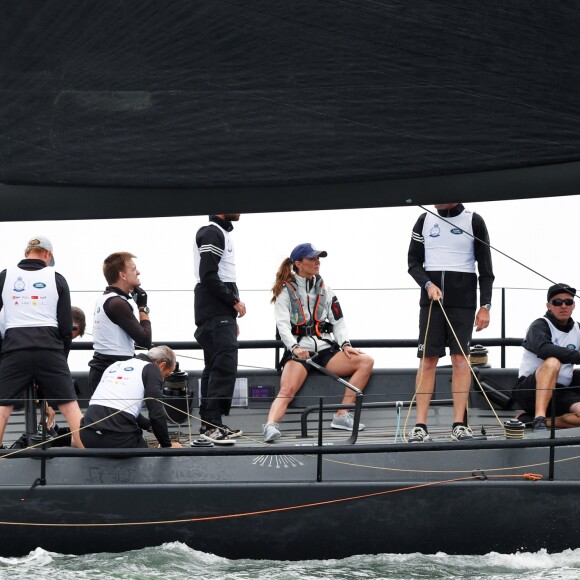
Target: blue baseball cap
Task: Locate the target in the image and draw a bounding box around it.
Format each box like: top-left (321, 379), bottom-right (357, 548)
top-left (290, 243), bottom-right (328, 262)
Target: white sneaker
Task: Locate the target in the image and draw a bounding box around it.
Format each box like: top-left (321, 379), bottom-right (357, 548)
top-left (263, 423), bottom-right (281, 443)
top-left (330, 412), bottom-right (365, 431)
top-left (451, 425), bottom-right (474, 441)
top-left (408, 426), bottom-right (430, 443)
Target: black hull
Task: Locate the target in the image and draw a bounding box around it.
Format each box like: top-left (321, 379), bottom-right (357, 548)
top-left (1, 442), bottom-right (578, 559)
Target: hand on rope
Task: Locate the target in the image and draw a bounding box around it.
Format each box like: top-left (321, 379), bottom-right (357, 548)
top-left (426, 283), bottom-right (443, 301)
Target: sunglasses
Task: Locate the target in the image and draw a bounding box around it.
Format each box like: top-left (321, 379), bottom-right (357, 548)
top-left (550, 298), bottom-right (574, 306)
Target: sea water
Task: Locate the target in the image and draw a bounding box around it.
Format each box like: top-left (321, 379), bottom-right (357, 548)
top-left (1, 543), bottom-right (580, 580)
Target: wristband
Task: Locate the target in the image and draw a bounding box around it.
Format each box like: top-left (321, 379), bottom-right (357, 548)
top-left (425, 281), bottom-right (433, 290)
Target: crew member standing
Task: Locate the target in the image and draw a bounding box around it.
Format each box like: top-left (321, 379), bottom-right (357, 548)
top-left (88, 252), bottom-right (152, 393)
top-left (0, 236), bottom-right (84, 448)
top-left (194, 214), bottom-right (246, 444)
top-left (407, 203), bottom-right (494, 442)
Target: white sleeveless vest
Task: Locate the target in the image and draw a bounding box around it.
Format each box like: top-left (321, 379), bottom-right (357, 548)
top-left (89, 357), bottom-right (149, 418)
top-left (194, 221), bottom-right (237, 283)
top-left (519, 318), bottom-right (580, 386)
top-left (423, 210), bottom-right (475, 273)
top-left (92, 293), bottom-right (135, 356)
top-left (2, 266), bottom-right (58, 329)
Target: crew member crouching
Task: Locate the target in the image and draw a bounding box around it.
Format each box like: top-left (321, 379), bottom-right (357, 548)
top-left (80, 345), bottom-right (182, 448)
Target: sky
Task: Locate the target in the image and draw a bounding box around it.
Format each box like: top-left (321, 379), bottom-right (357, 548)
top-left (0, 194), bottom-right (577, 373)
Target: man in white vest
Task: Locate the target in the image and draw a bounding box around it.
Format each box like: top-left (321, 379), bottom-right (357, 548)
top-left (81, 345), bottom-right (182, 448)
top-left (512, 283), bottom-right (580, 431)
top-left (194, 214), bottom-right (246, 444)
top-left (0, 236), bottom-right (84, 448)
top-left (88, 252), bottom-right (152, 393)
top-left (407, 203), bottom-right (494, 442)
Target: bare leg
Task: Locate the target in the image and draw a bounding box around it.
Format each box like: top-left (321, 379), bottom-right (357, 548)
top-left (0, 405), bottom-right (14, 447)
top-left (58, 401), bottom-right (84, 448)
top-left (266, 361), bottom-right (308, 425)
top-left (414, 356), bottom-right (438, 425)
top-left (450, 354), bottom-right (471, 424)
top-left (325, 351), bottom-right (374, 415)
top-left (534, 357), bottom-right (560, 417)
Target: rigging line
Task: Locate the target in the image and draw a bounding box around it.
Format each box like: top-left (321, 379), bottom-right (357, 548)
top-left (318, 450), bottom-right (575, 475)
top-left (402, 299), bottom-right (433, 442)
top-left (174, 352), bottom-right (276, 372)
top-left (418, 205), bottom-right (563, 290)
top-left (128, 342), bottom-right (277, 372)
top-left (0, 475), bottom-right (489, 527)
top-left (435, 299), bottom-right (504, 429)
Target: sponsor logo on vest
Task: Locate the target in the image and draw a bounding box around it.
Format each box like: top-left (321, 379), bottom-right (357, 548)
top-left (450, 227), bottom-right (463, 235)
top-left (428, 224), bottom-right (441, 238)
top-left (567, 344), bottom-right (576, 350)
top-left (124, 367), bottom-right (134, 372)
top-left (33, 282), bottom-right (46, 288)
top-left (13, 277), bottom-right (25, 292)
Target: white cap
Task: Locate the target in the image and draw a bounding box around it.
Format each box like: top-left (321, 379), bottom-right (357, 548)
top-left (26, 236), bottom-right (55, 266)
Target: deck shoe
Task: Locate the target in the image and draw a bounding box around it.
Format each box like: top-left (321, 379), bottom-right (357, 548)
top-left (532, 416), bottom-right (548, 432)
top-left (330, 412), bottom-right (366, 431)
top-left (451, 425), bottom-right (474, 441)
top-left (200, 427), bottom-right (235, 445)
top-left (221, 424), bottom-right (243, 438)
top-left (263, 423), bottom-right (281, 443)
top-left (407, 426), bottom-right (430, 443)
top-left (515, 411), bottom-right (533, 426)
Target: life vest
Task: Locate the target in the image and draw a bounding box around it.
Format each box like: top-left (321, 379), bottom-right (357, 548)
top-left (283, 275), bottom-right (332, 338)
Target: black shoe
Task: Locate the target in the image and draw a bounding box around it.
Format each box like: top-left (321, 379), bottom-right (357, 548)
top-left (515, 412), bottom-right (533, 426)
top-left (532, 416), bottom-right (548, 432)
top-left (221, 424), bottom-right (243, 438)
top-left (200, 427), bottom-right (235, 445)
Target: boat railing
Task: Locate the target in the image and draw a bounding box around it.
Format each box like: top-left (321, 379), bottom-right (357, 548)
top-left (69, 285), bottom-right (540, 371)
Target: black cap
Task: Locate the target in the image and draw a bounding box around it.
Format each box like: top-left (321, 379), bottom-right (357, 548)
top-left (547, 283), bottom-right (576, 301)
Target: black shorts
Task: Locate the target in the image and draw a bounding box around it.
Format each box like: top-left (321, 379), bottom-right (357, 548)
top-left (279, 344), bottom-right (340, 374)
top-left (417, 306), bottom-right (474, 358)
top-left (512, 374), bottom-right (580, 416)
top-left (0, 349), bottom-right (77, 407)
top-left (79, 424), bottom-right (148, 448)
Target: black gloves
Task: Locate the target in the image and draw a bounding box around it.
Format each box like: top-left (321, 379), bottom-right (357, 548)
top-left (132, 286), bottom-right (148, 308)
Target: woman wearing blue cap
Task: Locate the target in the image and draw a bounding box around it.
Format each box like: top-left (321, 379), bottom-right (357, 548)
top-left (262, 243), bottom-right (374, 442)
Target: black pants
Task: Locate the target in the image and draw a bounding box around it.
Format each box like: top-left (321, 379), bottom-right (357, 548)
top-left (194, 315), bottom-right (238, 428)
top-left (80, 425), bottom-right (147, 448)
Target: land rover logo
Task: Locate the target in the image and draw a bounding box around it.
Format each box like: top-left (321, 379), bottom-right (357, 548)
top-left (124, 367), bottom-right (134, 371)
top-left (450, 227), bottom-right (463, 235)
top-left (33, 282), bottom-right (46, 288)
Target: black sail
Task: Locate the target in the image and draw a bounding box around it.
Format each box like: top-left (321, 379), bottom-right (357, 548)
top-left (1, 1), bottom-right (579, 220)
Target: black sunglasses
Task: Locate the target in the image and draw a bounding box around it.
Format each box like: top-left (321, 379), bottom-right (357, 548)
top-left (550, 298), bottom-right (574, 306)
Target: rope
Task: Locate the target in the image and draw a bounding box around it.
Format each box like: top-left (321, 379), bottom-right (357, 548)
top-left (401, 297), bottom-right (505, 443)
top-left (418, 205), bottom-right (567, 291)
top-left (402, 300), bottom-right (433, 442)
top-left (0, 473), bottom-right (541, 528)
top-left (434, 299), bottom-right (504, 429)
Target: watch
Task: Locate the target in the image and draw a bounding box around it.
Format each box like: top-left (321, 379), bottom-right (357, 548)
top-left (138, 306), bottom-right (150, 314)
top-left (483, 304), bottom-right (491, 311)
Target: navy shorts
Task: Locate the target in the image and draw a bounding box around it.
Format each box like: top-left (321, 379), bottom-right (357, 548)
top-left (417, 306), bottom-right (474, 358)
top-left (512, 373), bottom-right (580, 416)
top-left (0, 349), bottom-right (77, 407)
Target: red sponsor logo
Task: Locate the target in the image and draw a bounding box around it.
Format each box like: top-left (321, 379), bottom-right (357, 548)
top-left (31, 296), bottom-right (38, 299)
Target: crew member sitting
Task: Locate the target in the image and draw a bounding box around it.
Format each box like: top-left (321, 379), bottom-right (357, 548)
top-left (80, 345), bottom-right (182, 448)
